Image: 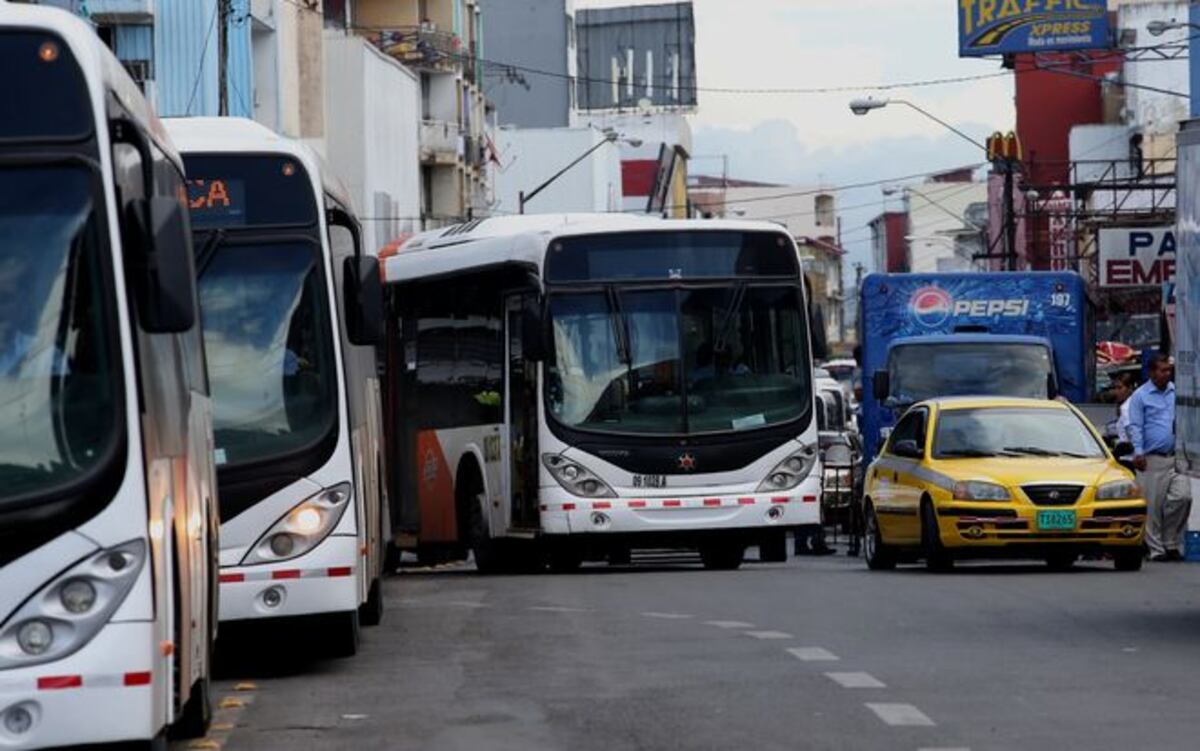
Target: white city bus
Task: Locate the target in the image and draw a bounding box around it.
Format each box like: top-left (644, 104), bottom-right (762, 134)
top-left (382, 215), bottom-right (822, 571)
top-left (0, 5), bottom-right (218, 748)
top-left (164, 118), bottom-right (387, 656)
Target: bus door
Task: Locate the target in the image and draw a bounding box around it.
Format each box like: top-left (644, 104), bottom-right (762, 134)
top-left (504, 293), bottom-right (540, 529)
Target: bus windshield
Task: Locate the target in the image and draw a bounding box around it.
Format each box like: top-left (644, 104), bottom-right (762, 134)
top-left (547, 285), bottom-right (812, 435)
top-left (0, 166), bottom-right (119, 503)
top-left (887, 342), bottom-right (1052, 405)
top-left (197, 240), bottom-right (337, 468)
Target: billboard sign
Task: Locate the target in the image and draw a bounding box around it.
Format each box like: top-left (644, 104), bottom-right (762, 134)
top-left (958, 0), bottom-right (1110, 57)
top-left (1099, 227), bottom-right (1177, 287)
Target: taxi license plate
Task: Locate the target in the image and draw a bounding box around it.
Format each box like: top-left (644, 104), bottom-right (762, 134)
top-left (1037, 510), bottom-right (1076, 531)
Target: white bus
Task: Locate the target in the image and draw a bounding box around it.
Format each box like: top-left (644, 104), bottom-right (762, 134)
top-left (382, 215), bottom-right (822, 571)
top-left (0, 5), bottom-right (217, 748)
top-left (164, 118), bottom-right (387, 656)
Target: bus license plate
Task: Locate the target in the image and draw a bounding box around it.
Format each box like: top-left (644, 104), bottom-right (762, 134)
top-left (632, 474), bottom-right (667, 489)
top-left (1037, 510), bottom-right (1076, 531)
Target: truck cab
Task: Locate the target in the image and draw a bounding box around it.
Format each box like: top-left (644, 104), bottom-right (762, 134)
top-left (860, 272), bottom-right (1093, 465)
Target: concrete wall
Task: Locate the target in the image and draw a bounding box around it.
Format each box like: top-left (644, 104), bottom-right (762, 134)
top-left (324, 31), bottom-right (422, 253)
top-left (479, 0), bottom-right (571, 128)
top-left (492, 127), bottom-right (622, 214)
top-left (906, 180), bottom-right (989, 274)
top-left (719, 186), bottom-right (836, 239)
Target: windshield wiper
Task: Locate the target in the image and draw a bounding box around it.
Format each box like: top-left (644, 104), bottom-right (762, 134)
top-left (1002, 446), bottom-right (1061, 457)
top-left (194, 228), bottom-right (226, 277)
top-left (605, 285), bottom-right (631, 366)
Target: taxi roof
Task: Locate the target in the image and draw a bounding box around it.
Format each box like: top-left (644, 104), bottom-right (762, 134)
top-left (918, 396), bottom-right (1071, 412)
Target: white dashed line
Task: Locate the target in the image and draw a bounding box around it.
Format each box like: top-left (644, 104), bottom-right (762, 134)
top-left (787, 647), bottom-right (840, 661)
top-left (640, 612), bottom-right (694, 619)
top-left (865, 703), bottom-right (936, 727)
top-left (704, 620), bottom-right (756, 629)
top-left (917, 748), bottom-right (970, 751)
top-left (825, 672), bottom-right (886, 689)
top-left (745, 630), bottom-right (793, 640)
top-left (528, 606), bottom-right (588, 613)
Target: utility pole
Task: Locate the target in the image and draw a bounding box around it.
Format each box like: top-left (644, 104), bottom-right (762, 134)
top-left (217, 0), bottom-right (231, 116)
top-left (1002, 161), bottom-right (1017, 271)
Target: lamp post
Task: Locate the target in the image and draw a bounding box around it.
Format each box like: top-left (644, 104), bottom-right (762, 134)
top-left (851, 97), bottom-right (1016, 271)
top-left (1146, 18), bottom-right (1200, 36)
top-left (519, 130), bottom-right (643, 214)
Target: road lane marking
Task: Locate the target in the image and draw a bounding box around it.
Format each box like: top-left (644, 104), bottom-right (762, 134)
top-left (917, 748), bottom-right (970, 751)
top-left (704, 620), bottom-right (755, 629)
top-left (787, 647), bottom-right (839, 661)
top-left (529, 606), bottom-right (589, 613)
top-left (825, 672), bottom-right (886, 689)
top-left (745, 630), bottom-right (792, 640)
top-left (865, 703), bottom-right (935, 727)
top-left (641, 612), bottom-right (693, 619)
top-left (447, 601), bottom-right (489, 608)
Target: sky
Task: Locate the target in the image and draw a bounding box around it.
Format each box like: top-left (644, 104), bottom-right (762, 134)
top-left (576, 0), bottom-right (1018, 273)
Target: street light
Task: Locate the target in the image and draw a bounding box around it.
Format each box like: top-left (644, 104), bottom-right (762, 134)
top-left (848, 98), bottom-right (987, 152)
top-left (518, 130), bottom-right (643, 214)
top-left (1146, 18), bottom-right (1200, 37)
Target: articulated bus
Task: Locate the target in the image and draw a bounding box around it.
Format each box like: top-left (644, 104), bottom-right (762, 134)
top-left (383, 215), bottom-right (822, 571)
top-left (164, 118), bottom-right (386, 656)
top-left (0, 5), bottom-right (217, 748)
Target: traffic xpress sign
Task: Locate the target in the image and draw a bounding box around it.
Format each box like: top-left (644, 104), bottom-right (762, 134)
top-left (958, 0), bottom-right (1110, 57)
top-left (1098, 227), bottom-right (1177, 287)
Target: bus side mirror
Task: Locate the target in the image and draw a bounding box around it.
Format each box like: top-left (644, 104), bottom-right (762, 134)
top-left (872, 370), bottom-right (890, 402)
top-left (129, 196), bottom-right (199, 333)
top-left (522, 296), bottom-right (546, 362)
top-left (344, 254), bottom-right (383, 346)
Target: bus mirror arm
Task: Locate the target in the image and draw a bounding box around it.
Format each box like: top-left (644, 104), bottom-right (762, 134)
top-left (110, 117), bottom-right (198, 334)
top-left (344, 255), bottom-right (384, 347)
top-left (522, 297), bottom-right (547, 363)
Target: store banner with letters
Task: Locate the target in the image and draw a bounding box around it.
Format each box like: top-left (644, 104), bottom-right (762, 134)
top-left (1098, 227), bottom-right (1177, 287)
top-left (959, 0), bottom-right (1110, 57)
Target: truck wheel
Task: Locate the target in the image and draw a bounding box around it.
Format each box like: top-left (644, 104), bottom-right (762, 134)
top-left (758, 531), bottom-right (788, 563)
top-left (921, 501), bottom-right (954, 572)
top-left (359, 577), bottom-right (384, 626)
top-left (863, 503), bottom-right (896, 571)
top-left (326, 610), bottom-right (361, 659)
top-left (700, 542), bottom-right (744, 570)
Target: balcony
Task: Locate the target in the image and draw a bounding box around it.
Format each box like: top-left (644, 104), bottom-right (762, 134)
top-left (420, 121), bottom-right (464, 166)
top-left (369, 26), bottom-right (462, 74)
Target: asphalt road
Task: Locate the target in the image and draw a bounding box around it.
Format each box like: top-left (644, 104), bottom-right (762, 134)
top-left (186, 550), bottom-right (1200, 751)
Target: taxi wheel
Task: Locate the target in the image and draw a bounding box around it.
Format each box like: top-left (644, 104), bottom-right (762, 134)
top-left (863, 503), bottom-right (896, 571)
top-left (1113, 549), bottom-right (1144, 572)
top-left (921, 501), bottom-right (954, 572)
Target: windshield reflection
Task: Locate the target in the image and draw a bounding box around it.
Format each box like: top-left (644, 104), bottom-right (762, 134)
top-left (888, 343), bottom-right (1052, 405)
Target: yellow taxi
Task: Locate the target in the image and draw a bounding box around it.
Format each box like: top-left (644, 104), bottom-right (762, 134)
top-left (862, 397), bottom-right (1146, 572)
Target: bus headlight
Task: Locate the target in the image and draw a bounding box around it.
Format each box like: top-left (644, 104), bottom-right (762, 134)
top-left (757, 444), bottom-right (819, 492)
top-left (0, 540), bottom-right (146, 669)
top-left (241, 483), bottom-right (352, 565)
top-left (542, 455), bottom-right (617, 498)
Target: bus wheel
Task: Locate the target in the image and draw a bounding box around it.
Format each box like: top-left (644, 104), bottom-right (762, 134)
top-left (464, 485), bottom-right (503, 574)
top-left (547, 545), bottom-right (583, 573)
top-left (758, 531), bottom-right (788, 563)
top-left (172, 676), bottom-right (211, 740)
top-left (326, 610), bottom-right (361, 658)
top-left (359, 578), bottom-right (384, 626)
top-left (700, 542), bottom-right (744, 570)
top-left (383, 542), bottom-right (402, 573)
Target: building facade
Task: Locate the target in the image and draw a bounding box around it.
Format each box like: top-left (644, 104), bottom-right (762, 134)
top-left (479, 0), bottom-right (575, 128)
top-left (492, 126), bottom-right (622, 215)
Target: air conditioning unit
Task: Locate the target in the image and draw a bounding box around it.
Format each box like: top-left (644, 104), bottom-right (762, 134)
top-left (121, 59), bottom-right (153, 89)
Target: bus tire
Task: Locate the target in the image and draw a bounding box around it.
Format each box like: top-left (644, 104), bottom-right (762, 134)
top-left (758, 531), bottom-right (788, 563)
top-left (921, 499), bottom-right (954, 572)
top-left (359, 577), bottom-right (384, 626)
top-left (172, 676), bottom-right (211, 740)
top-left (700, 542), bottom-right (744, 570)
top-left (383, 541), bottom-right (402, 573)
top-left (547, 545), bottom-right (583, 573)
top-left (326, 610), bottom-right (361, 658)
top-left (863, 501), bottom-right (896, 571)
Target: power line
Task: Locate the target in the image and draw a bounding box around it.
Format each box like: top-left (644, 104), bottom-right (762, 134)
top-left (185, 1), bottom-right (220, 116)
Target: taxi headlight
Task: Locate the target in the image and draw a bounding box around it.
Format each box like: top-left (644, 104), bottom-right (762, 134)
top-left (542, 455), bottom-right (616, 498)
top-left (952, 481), bottom-right (1010, 501)
top-left (758, 444), bottom-right (819, 492)
top-left (1096, 480), bottom-right (1141, 501)
top-left (241, 483), bottom-right (352, 565)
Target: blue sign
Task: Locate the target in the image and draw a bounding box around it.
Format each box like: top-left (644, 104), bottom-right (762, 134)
top-left (958, 0), bottom-right (1110, 57)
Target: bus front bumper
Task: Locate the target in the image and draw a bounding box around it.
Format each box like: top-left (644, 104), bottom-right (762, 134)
top-left (0, 621), bottom-right (161, 749)
top-left (218, 534), bottom-right (360, 623)
top-left (538, 478), bottom-right (823, 536)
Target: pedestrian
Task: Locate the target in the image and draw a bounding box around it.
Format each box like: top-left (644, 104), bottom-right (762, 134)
top-left (1111, 371), bottom-right (1137, 446)
top-left (1128, 353), bottom-right (1192, 561)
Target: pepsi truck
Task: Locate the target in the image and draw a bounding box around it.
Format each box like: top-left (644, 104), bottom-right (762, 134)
top-left (860, 272), bottom-right (1094, 464)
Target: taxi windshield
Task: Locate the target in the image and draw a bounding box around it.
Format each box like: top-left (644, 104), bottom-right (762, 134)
top-left (933, 407), bottom-right (1106, 459)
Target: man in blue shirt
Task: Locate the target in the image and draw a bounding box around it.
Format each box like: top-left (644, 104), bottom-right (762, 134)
top-left (1128, 353), bottom-right (1192, 561)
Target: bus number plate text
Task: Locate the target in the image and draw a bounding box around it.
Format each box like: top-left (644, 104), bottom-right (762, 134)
top-left (633, 474), bottom-right (667, 489)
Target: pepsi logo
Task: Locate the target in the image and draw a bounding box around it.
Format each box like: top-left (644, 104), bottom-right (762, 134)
top-left (909, 286), bottom-right (953, 327)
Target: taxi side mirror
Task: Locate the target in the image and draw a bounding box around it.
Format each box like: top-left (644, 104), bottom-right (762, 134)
top-left (892, 439), bottom-right (923, 459)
